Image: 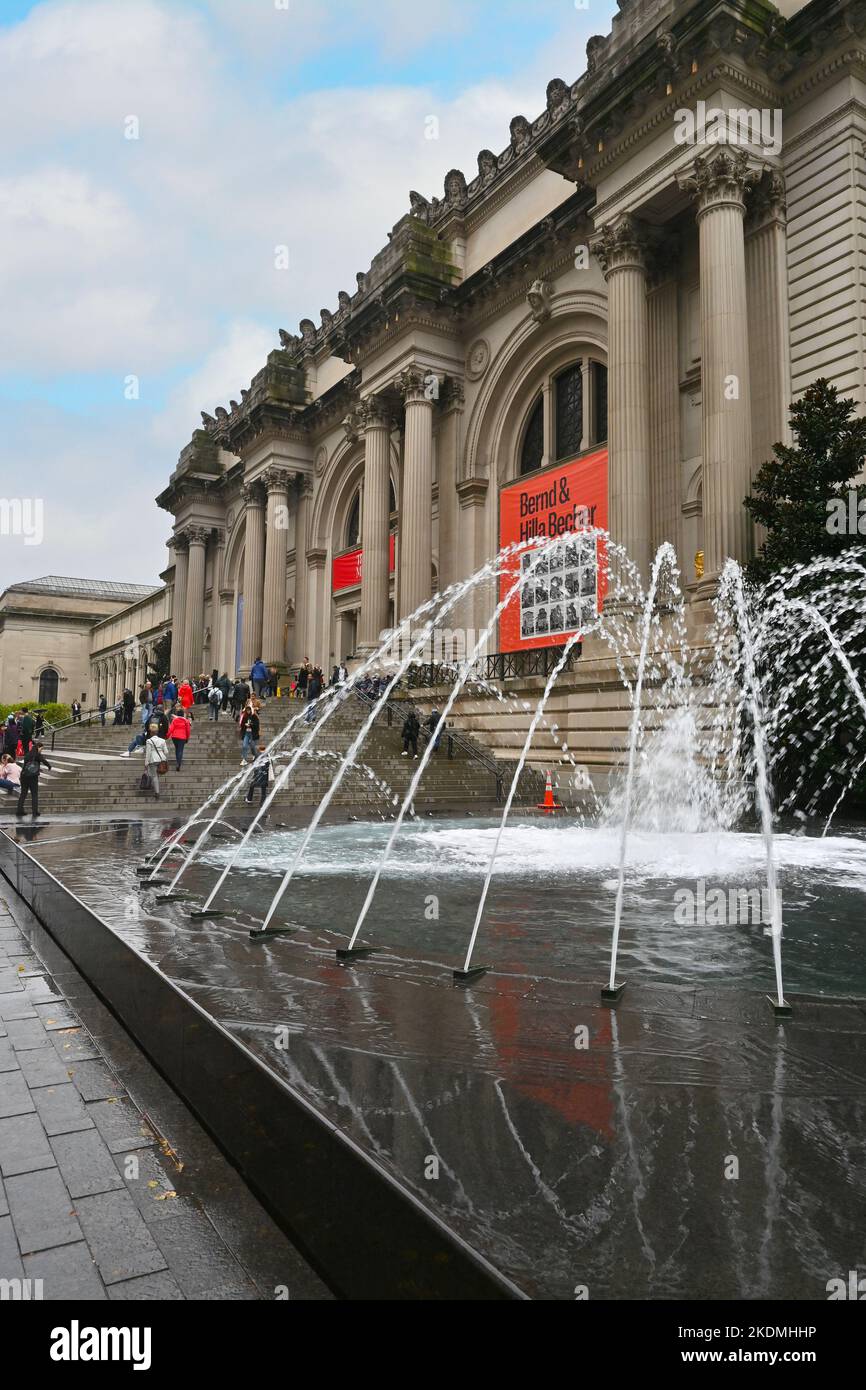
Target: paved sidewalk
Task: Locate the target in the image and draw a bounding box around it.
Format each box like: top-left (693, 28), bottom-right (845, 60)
top-left (0, 887), bottom-right (332, 1301)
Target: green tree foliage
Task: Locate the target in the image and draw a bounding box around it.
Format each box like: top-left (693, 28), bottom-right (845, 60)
top-left (745, 379), bottom-right (866, 584)
top-left (743, 380), bottom-right (866, 815)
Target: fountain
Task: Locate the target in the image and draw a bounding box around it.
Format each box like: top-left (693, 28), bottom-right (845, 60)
top-left (121, 534), bottom-right (866, 1022)
top-left (10, 534), bottom-right (866, 1304)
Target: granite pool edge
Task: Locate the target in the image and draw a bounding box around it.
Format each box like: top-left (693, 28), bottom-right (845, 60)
top-left (0, 828), bottom-right (526, 1302)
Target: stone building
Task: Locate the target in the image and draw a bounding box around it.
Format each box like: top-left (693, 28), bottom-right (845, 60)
top-left (148, 0), bottom-right (859, 701)
top-left (0, 577), bottom-right (160, 707)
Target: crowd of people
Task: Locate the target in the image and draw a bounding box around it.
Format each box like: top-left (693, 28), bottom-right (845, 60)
top-left (2, 654), bottom-right (449, 819)
top-left (106, 658), bottom-right (324, 803)
top-left (1, 708), bottom-right (52, 819)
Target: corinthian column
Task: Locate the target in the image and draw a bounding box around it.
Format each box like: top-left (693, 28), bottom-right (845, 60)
top-left (397, 367), bottom-right (435, 623)
top-left (291, 474), bottom-right (313, 667)
top-left (595, 215), bottom-right (652, 588)
top-left (240, 481), bottom-right (266, 670)
top-left (746, 171), bottom-right (790, 485)
top-left (680, 149), bottom-right (758, 595)
top-left (184, 526), bottom-right (209, 677)
top-left (262, 468), bottom-right (291, 669)
top-left (437, 377), bottom-right (464, 593)
top-left (170, 533), bottom-right (189, 677)
top-left (210, 529), bottom-right (226, 673)
top-left (357, 397), bottom-right (392, 653)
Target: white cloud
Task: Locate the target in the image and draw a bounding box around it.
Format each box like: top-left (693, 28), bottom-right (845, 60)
top-left (200, 0), bottom-right (472, 66)
top-left (0, 0), bottom-right (611, 591)
top-left (153, 319), bottom-right (277, 449)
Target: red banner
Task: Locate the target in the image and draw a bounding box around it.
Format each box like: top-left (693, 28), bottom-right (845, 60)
top-left (498, 449), bottom-right (608, 652)
top-left (332, 534), bottom-right (396, 593)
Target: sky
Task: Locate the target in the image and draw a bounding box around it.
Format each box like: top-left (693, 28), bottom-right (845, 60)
top-left (0, 0), bottom-right (617, 591)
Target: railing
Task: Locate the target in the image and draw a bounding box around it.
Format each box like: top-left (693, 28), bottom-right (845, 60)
top-left (48, 707), bottom-right (108, 749)
top-left (404, 644), bottom-right (582, 688)
top-left (355, 689), bottom-right (505, 802)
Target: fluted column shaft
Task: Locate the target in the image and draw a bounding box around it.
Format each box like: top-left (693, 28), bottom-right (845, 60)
top-left (397, 368), bottom-right (435, 623)
top-left (291, 475), bottom-right (312, 666)
top-left (358, 399), bottom-right (392, 651)
top-left (436, 379), bottom-right (463, 593)
top-left (682, 150), bottom-right (756, 592)
top-left (184, 527), bottom-right (209, 677)
top-left (210, 531), bottom-right (226, 673)
top-left (262, 469), bottom-right (290, 669)
top-left (597, 217), bottom-right (651, 587)
top-left (170, 536), bottom-right (189, 678)
top-left (241, 483), bottom-right (266, 670)
top-left (648, 277), bottom-right (681, 556)
top-left (745, 174), bottom-right (790, 487)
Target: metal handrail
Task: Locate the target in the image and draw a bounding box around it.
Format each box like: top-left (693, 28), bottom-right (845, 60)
top-left (405, 645), bottom-right (581, 687)
top-left (355, 688), bottom-right (504, 801)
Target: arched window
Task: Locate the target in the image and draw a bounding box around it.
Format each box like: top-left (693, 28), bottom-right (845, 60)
top-left (520, 397), bottom-right (544, 475)
top-left (555, 363), bottom-right (583, 461)
top-left (346, 492), bottom-right (361, 548)
top-left (39, 668), bottom-right (59, 704)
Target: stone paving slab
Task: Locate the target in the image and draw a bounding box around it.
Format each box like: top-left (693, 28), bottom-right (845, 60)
top-left (0, 889), bottom-right (333, 1301)
top-left (5, 1167), bottom-right (84, 1254)
top-left (23, 1241), bottom-right (106, 1301)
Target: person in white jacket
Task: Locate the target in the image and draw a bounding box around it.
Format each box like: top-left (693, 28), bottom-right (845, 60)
top-left (143, 728), bottom-right (169, 799)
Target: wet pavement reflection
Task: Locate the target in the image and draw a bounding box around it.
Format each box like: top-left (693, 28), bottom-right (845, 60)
top-left (10, 815), bottom-right (866, 1299)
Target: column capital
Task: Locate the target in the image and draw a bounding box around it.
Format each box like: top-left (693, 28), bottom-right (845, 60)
top-left (186, 524), bottom-right (212, 547)
top-left (262, 466), bottom-right (292, 495)
top-left (746, 168), bottom-right (786, 232)
top-left (439, 376), bottom-right (465, 413)
top-left (170, 530), bottom-right (190, 552)
top-left (395, 366), bottom-right (437, 406)
top-left (211, 528), bottom-right (226, 548)
top-left (593, 214), bottom-right (653, 278)
top-left (358, 396), bottom-right (392, 432)
top-left (241, 480), bottom-right (266, 508)
top-left (294, 471), bottom-right (314, 500)
top-left (677, 149), bottom-right (763, 220)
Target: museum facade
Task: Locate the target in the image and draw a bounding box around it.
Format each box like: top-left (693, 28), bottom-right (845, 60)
top-left (85, 0), bottom-right (864, 698)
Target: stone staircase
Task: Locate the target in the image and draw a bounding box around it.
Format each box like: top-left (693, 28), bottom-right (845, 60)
top-left (405, 630), bottom-right (719, 794)
top-left (3, 695), bottom-right (545, 816)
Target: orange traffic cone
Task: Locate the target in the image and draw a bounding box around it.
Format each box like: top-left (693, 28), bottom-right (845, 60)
top-left (537, 771), bottom-right (563, 812)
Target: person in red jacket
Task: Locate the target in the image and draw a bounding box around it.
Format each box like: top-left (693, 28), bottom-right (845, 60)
top-left (177, 679), bottom-right (194, 717)
top-left (167, 710), bottom-right (191, 771)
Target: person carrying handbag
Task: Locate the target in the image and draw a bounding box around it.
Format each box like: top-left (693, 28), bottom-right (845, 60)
top-left (143, 727), bottom-right (169, 799)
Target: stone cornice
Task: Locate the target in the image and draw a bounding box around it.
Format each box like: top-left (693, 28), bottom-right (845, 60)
top-left (200, 351), bottom-right (308, 457)
top-left (156, 475), bottom-right (223, 516)
top-left (452, 191), bottom-right (593, 323)
top-left (537, 5), bottom-right (790, 190)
